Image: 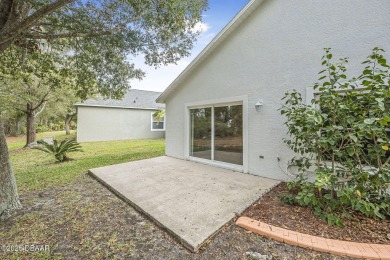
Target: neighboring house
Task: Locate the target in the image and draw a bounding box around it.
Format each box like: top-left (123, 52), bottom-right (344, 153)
top-left (156, 0), bottom-right (390, 180)
top-left (76, 89), bottom-right (165, 142)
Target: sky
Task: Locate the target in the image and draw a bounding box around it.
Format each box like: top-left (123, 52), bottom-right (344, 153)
top-left (130, 0), bottom-right (250, 93)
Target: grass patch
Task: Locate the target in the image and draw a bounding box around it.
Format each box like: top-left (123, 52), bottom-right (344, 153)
top-left (7, 132), bottom-right (165, 192)
top-left (7, 130), bottom-right (77, 151)
top-left (1, 132), bottom-right (165, 258)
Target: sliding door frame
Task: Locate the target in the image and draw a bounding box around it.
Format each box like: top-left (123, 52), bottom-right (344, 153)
top-left (184, 95), bottom-right (248, 173)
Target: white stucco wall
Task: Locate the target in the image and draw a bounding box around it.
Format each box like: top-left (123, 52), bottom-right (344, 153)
top-left (164, 0), bottom-right (390, 180)
top-left (77, 106), bottom-right (165, 142)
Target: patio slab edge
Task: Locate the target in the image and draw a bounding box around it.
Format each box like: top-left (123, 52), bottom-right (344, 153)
top-left (86, 156), bottom-right (280, 253)
top-left (88, 169), bottom-right (199, 252)
top-left (236, 216), bottom-right (390, 259)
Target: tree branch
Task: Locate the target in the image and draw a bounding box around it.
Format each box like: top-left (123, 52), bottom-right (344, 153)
top-left (34, 101), bottom-right (46, 117)
top-left (65, 112), bottom-right (76, 122)
top-left (12, 106), bottom-right (28, 114)
top-left (0, 0), bottom-right (13, 29)
top-left (21, 14), bottom-right (145, 40)
top-left (0, 0), bottom-right (75, 45)
top-left (22, 31), bottom-right (113, 40)
top-left (1, 86), bottom-right (30, 103)
top-left (32, 90), bottom-right (50, 111)
top-left (382, 155), bottom-right (390, 168)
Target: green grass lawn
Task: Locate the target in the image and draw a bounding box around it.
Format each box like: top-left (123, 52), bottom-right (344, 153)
top-left (7, 130), bottom-right (77, 151)
top-left (7, 131), bottom-right (165, 192)
top-left (0, 132), bottom-right (165, 259)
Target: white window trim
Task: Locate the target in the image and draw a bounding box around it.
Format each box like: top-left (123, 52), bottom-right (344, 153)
top-left (184, 95), bottom-right (249, 173)
top-left (151, 112), bottom-right (165, 131)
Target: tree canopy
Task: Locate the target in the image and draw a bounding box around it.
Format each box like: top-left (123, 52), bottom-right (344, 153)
top-left (0, 0), bottom-right (208, 98)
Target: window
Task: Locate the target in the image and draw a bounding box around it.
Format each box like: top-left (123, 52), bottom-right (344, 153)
top-left (151, 112), bottom-right (165, 131)
top-left (189, 103), bottom-right (243, 166)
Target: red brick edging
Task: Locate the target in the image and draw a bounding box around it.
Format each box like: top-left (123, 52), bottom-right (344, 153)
top-left (236, 216), bottom-right (390, 259)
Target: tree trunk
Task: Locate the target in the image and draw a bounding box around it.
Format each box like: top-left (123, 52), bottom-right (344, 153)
top-left (12, 115), bottom-right (23, 136)
top-left (15, 116), bottom-right (22, 135)
top-left (0, 119), bottom-right (22, 219)
top-left (42, 117), bottom-right (48, 126)
top-left (3, 120), bottom-right (11, 135)
top-left (64, 114), bottom-right (72, 135)
top-left (25, 103), bottom-right (36, 147)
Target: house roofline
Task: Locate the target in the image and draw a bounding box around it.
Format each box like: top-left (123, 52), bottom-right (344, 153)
top-left (156, 0), bottom-right (265, 103)
top-left (127, 89), bottom-right (162, 94)
top-left (75, 104), bottom-right (164, 111)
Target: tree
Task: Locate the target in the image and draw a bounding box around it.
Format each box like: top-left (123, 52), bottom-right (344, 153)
top-left (280, 48), bottom-right (390, 226)
top-left (0, 45), bottom-right (75, 146)
top-left (0, 44), bottom-right (92, 143)
top-left (0, 120), bottom-right (22, 219)
top-left (0, 0), bottom-right (208, 218)
top-left (0, 109), bottom-right (24, 136)
top-left (0, 88), bottom-right (22, 219)
top-left (59, 99), bottom-right (78, 136)
top-left (46, 87), bottom-right (81, 135)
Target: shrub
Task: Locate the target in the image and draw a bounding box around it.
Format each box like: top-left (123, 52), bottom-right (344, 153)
top-left (36, 125), bottom-right (50, 133)
top-left (33, 138), bottom-right (83, 162)
top-left (280, 48), bottom-right (390, 226)
top-left (49, 123), bottom-right (61, 131)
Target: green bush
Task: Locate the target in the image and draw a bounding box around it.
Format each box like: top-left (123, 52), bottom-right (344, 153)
top-left (33, 138), bottom-right (83, 162)
top-left (69, 121), bottom-right (77, 130)
top-left (49, 123), bottom-right (61, 131)
top-left (36, 125), bottom-right (50, 133)
top-left (280, 48), bottom-right (390, 226)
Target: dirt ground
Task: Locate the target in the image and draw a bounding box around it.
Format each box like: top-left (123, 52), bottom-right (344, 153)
top-left (243, 183), bottom-right (390, 245)
top-left (0, 173), bottom-right (353, 259)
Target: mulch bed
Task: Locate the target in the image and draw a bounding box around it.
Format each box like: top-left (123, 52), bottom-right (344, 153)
top-left (242, 183), bottom-right (390, 245)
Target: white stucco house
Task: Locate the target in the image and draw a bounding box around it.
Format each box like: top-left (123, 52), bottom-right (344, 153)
top-left (156, 0), bottom-right (390, 180)
top-left (76, 89), bottom-right (165, 142)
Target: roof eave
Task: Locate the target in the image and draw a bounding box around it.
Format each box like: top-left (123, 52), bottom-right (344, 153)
top-left (74, 103), bottom-right (164, 110)
top-left (156, 0), bottom-right (264, 103)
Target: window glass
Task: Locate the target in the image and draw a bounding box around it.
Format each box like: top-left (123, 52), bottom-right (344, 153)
top-left (214, 105), bottom-right (243, 165)
top-left (189, 104), bottom-right (243, 165)
top-left (190, 108), bottom-right (212, 160)
top-left (152, 114), bottom-right (164, 130)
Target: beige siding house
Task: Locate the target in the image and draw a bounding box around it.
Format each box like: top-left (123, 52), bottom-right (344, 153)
top-left (77, 89), bottom-right (165, 142)
top-left (156, 0), bottom-right (390, 180)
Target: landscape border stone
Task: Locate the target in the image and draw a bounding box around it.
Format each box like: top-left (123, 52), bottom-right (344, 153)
top-left (236, 216), bottom-right (390, 259)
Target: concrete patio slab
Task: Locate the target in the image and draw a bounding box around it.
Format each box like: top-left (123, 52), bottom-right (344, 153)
top-left (89, 156), bottom-right (279, 252)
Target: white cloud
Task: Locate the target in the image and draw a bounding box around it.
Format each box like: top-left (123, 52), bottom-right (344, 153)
top-left (191, 21), bottom-right (210, 34)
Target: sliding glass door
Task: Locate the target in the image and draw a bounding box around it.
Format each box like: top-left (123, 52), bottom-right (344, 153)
top-left (214, 105), bottom-right (243, 165)
top-left (190, 103), bottom-right (243, 166)
top-left (190, 108), bottom-right (212, 160)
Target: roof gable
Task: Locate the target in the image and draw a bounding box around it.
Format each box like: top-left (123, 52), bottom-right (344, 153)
top-left (156, 0), bottom-right (265, 103)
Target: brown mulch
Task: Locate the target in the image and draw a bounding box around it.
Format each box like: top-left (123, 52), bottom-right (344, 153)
top-left (242, 183), bottom-right (390, 245)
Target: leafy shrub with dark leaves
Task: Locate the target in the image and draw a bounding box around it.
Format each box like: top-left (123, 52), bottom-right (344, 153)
top-left (280, 48), bottom-right (390, 226)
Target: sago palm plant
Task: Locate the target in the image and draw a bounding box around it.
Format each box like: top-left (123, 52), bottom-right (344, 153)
top-left (33, 138), bottom-right (83, 162)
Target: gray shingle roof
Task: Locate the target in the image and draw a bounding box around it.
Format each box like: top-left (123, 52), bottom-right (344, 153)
top-left (76, 89), bottom-right (164, 110)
